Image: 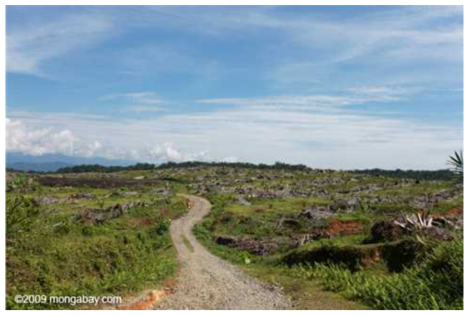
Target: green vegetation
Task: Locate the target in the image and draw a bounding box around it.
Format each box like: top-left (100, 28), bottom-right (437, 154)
top-left (448, 150), bottom-right (463, 178)
top-left (181, 235), bottom-right (194, 253)
top-left (56, 163), bottom-right (156, 173)
top-left (54, 161), bottom-right (312, 174)
top-left (6, 173), bottom-right (187, 309)
top-left (351, 168), bottom-right (457, 181)
top-left (156, 161), bottom-right (312, 172)
top-left (6, 159), bottom-right (463, 310)
top-left (292, 239), bottom-right (463, 309)
top-left (190, 165), bottom-right (463, 310)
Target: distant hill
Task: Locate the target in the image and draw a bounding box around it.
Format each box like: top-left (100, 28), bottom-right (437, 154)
top-left (7, 161), bottom-right (73, 172)
top-left (6, 152), bottom-right (136, 172)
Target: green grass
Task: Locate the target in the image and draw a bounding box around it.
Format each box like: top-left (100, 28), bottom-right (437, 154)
top-left (291, 239), bottom-right (463, 310)
top-left (6, 176), bottom-right (187, 310)
top-left (227, 197), bottom-right (330, 215)
top-left (293, 234), bottom-right (370, 251)
top-left (181, 235), bottom-right (194, 253)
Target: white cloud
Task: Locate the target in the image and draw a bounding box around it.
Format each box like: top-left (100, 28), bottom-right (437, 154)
top-left (7, 89), bottom-right (463, 169)
top-left (7, 117), bottom-right (110, 158)
top-left (198, 95), bottom-right (360, 111)
top-left (7, 14), bottom-right (112, 75)
top-left (198, 87), bottom-right (418, 111)
top-left (146, 142), bottom-right (209, 162)
top-left (6, 6), bottom-right (462, 91)
top-left (346, 86), bottom-right (422, 102)
top-left (148, 142), bottom-right (182, 161)
top-left (126, 106), bottom-right (165, 113)
top-left (241, 7), bottom-right (462, 88)
top-left (162, 142), bottom-right (183, 161)
top-left (6, 118), bottom-right (76, 156)
top-left (163, 6), bottom-right (462, 66)
top-left (81, 141), bottom-right (104, 158)
top-left (5, 116), bottom-right (213, 164)
top-left (100, 92), bottom-right (164, 104)
top-left (100, 91), bottom-right (166, 112)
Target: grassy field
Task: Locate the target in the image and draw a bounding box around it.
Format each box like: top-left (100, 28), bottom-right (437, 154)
top-left (6, 165), bottom-right (463, 309)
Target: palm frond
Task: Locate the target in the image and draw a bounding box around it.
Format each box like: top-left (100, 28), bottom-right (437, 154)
top-left (447, 150), bottom-right (463, 175)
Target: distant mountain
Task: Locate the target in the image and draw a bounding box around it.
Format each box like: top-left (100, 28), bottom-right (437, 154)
top-left (6, 152), bottom-right (136, 172)
top-left (7, 161), bottom-right (74, 173)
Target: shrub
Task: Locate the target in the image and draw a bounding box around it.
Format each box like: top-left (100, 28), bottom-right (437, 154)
top-left (364, 220), bottom-right (404, 243)
top-left (283, 244), bottom-right (381, 271)
top-left (381, 238), bottom-right (427, 272)
top-left (154, 218), bottom-right (171, 235)
top-left (291, 239), bottom-right (463, 310)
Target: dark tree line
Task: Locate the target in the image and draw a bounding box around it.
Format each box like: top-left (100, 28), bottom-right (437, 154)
top-left (351, 168), bottom-right (457, 181)
top-left (11, 161), bottom-right (456, 181)
top-left (55, 161), bottom-right (311, 173)
top-left (154, 161), bottom-right (312, 171)
top-left (56, 163), bottom-right (156, 173)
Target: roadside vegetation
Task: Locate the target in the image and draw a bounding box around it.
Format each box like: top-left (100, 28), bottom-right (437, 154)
top-left (6, 173), bottom-right (187, 309)
top-left (291, 239), bottom-right (463, 309)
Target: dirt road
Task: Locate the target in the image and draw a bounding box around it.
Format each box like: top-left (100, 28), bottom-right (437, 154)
top-left (155, 194), bottom-right (291, 310)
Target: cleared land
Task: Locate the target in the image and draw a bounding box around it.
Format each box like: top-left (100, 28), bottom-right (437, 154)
top-left (6, 165), bottom-right (463, 309)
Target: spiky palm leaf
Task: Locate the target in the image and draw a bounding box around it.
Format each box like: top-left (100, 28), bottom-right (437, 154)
top-left (448, 150), bottom-right (463, 175)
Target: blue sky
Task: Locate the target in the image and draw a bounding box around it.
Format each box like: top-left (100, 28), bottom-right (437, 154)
top-left (6, 5), bottom-right (463, 169)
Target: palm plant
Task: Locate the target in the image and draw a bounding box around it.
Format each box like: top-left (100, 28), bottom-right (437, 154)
top-left (448, 150), bottom-right (463, 176)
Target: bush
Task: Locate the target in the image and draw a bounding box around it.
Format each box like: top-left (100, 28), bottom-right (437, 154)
top-left (381, 238), bottom-right (427, 272)
top-left (291, 239), bottom-right (463, 310)
top-left (418, 239), bottom-right (463, 306)
top-left (364, 220), bottom-right (404, 243)
top-left (283, 244), bottom-right (382, 271)
top-left (153, 218), bottom-right (171, 235)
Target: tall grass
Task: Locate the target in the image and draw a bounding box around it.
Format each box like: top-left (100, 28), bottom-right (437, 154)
top-left (6, 178), bottom-right (187, 309)
top-left (292, 239), bottom-right (463, 310)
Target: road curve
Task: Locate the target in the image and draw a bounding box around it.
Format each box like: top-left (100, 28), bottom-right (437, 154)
top-left (155, 194), bottom-right (291, 310)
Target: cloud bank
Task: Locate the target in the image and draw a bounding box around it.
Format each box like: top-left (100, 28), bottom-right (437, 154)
top-left (7, 90), bottom-right (462, 169)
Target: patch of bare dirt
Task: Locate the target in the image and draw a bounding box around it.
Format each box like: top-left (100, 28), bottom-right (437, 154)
top-left (323, 219), bottom-right (364, 236)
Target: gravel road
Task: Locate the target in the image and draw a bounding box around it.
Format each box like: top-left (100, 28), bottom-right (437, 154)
top-left (155, 194), bottom-right (291, 310)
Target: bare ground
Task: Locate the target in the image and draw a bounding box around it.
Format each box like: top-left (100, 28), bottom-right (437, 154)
top-left (155, 194), bottom-right (291, 310)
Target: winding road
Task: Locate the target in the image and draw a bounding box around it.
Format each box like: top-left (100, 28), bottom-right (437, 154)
top-left (155, 194), bottom-right (291, 310)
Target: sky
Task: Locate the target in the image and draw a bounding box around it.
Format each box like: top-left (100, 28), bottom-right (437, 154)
top-left (5, 5), bottom-right (463, 169)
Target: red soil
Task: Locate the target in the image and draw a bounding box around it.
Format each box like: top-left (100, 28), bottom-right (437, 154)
top-left (323, 219), bottom-right (364, 236)
top-left (431, 207), bottom-right (463, 218)
top-left (120, 289), bottom-right (172, 310)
